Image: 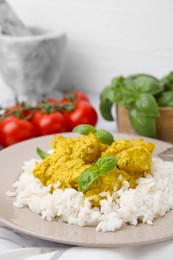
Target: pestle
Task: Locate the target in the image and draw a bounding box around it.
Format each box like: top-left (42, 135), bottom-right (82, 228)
top-left (0, 0), bottom-right (32, 36)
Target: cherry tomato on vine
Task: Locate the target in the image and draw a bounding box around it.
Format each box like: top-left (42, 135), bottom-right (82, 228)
top-left (61, 91), bottom-right (90, 103)
top-left (66, 101), bottom-right (98, 130)
top-left (37, 97), bottom-right (59, 106)
top-left (0, 116), bottom-right (36, 147)
top-left (73, 91), bottom-right (90, 103)
top-left (4, 104), bottom-right (34, 119)
top-left (31, 110), bottom-right (69, 136)
top-left (46, 98), bottom-right (59, 104)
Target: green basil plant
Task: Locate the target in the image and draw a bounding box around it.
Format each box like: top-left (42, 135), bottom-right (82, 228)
top-left (100, 72), bottom-right (173, 138)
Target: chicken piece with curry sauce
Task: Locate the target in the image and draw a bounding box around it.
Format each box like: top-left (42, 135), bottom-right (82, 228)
top-left (33, 133), bottom-right (155, 207)
top-left (34, 133), bottom-right (101, 189)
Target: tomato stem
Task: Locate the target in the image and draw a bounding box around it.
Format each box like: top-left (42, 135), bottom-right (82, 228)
top-left (0, 99), bottom-right (76, 121)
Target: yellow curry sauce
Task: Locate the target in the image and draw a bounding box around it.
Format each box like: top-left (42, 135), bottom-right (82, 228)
top-left (33, 133), bottom-right (154, 206)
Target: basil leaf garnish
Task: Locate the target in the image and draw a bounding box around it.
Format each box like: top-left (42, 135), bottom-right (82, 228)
top-left (37, 147), bottom-right (49, 159)
top-left (78, 156), bottom-right (118, 192)
top-left (95, 156), bottom-right (118, 174)
top-left (95, 129), bottom-right (114, 145)
top-left (73, 124), bottom-right (96, 135)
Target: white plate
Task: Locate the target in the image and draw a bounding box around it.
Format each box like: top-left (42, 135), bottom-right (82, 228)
top-left (0, 133), bottom-right (173, 248)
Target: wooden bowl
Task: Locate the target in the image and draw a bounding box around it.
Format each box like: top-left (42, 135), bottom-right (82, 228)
top-left (116, 105), bottom-right (173, 143)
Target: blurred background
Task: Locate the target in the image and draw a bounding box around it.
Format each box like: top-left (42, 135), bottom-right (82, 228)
top-left (1, 0), bottom-right (173, 96)
top-left (0, 0), bottom-right (173, 146)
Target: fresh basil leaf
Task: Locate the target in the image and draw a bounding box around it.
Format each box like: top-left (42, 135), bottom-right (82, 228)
top-left (78, 168), bottom-right (98, 192)
top-left (135, 93), bottom-right (160, 116)
top-left (107, 87), bottom-right (136, 107)
top-left (124, 76), bottom-right (136, 89)
top-left (126, 73), bottom-right (159, 81)
top-left (95, 156), bottom-right (118, 174)
top-left (160, 71), bottom-right (173, 91)
top-left (133, 75), bottom-right (163, 94)
top-left (111, 76), bottom-right (125, 88)
top-left (37, 147), bottom-right (49, 159)
top-left (100, 86), bottom-right (114, 121)
top-left (99, 98), bottom-right (114, 121)
top-left (157, 91), bottom-right (173, 107)
top-left (78, 156), bottom-right (118, 192)
top-left (95, 129), bottom-right (114, 145)
top-left (73, 124), bottom-right (96, 135)
top-left (106, 76), bottom-right (136, 107)
top-left (107, 87), bottom-right (123, 103)
top-left (129, 108), bottom-right (156, 137)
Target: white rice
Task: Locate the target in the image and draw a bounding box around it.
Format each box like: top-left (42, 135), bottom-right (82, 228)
top-left (8, 157), bottom-right (173, 232)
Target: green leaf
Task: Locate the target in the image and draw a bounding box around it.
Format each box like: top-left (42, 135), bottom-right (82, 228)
top-left (95, 129), bottom-right (114, 145)
top-left (78, 168), bottom-right (98, 193)
top-left (124, 76), bottom-right (136, 89)
top-left (133, 75), bottom-right (163, 94)
top-left (111, 76), bottom-right (125, 88)
top-left (37, 147), bottom-right (49, 159)
top-left (135, 93), bottom-right (160, 117)
top-left (157, 91), bottom-right (173, 107)
top-left (99, 86), bottom-right (114, 121)
top-left (129, 108), bottom-right (156, 138)
top-left (95, 156), bottom-right (118, 174)
top-left (160, 71), bottom-right (173, 91)
top-left (78, 156), bottom-right (118, 192)
top-left (73, 124), bottom-right (96, 135)
top-left (126, 73), bottom-right (159, 81)
top-left (107, 87), bottom-right (136, 107)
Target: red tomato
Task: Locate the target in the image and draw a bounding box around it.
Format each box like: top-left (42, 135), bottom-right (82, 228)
top-left (66, 101), bottom-right (98, 130)
top-left (59, 98), bottom-right (73, 105)
top-left (46, 98), bottom-right (59, 104)
top-left (0, 116), bottom-right (36, 147)
top-left (37, 97), bottom-right (59, 105)
top-left (73, 91), bottom-right (90, 103)
top-left (5, 104), bottom-right (34, 119)
top-left (31, 111), bottom-right (69, 136)
top-left (60, 91), bottom-right (90, 103)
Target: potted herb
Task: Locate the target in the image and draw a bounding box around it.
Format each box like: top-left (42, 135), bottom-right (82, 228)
top-left (100, 72), bottom-right (173, 142)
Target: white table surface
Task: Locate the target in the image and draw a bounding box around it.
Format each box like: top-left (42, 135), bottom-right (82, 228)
top-left (0, 85), bottom-right (173, 260)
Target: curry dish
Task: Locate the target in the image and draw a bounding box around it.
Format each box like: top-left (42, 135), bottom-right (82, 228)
top-left (33, 133), bottom-right (154, 206)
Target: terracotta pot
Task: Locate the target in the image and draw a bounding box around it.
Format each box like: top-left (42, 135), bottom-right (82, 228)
top-left (116, 105), bottom-right (173, 143)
